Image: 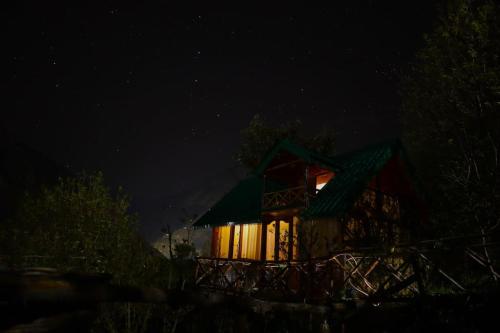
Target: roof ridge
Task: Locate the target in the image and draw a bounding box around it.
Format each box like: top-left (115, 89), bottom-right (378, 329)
top-left (253, 138), bottom-right (338, 174)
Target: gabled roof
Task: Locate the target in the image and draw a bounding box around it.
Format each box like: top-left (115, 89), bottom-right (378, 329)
top-left (253, 139), bottom-right (337, 175)
top-left (302, 140), bottom-right (402, 218)
top-left (193, 139), bottom-right (405, 227)
top-left (193, 175), bottom-right (263, 227)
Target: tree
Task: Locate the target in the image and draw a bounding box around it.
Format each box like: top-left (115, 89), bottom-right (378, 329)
top-left (402, 0), bottom-right (500, 235)
top-left (236, 114), bottom-right (337, 170)
top-left (1, 173), bottom-right (150, 280)
top-left (0, 172), bottom-right (171, 332)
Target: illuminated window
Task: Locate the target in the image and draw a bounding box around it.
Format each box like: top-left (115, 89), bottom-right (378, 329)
top-left (278, 220), bottom-right (289, 260)
top-left (213, 223), bottom-right (262, 260)
top-left (266, 221), bottom-right (276, 261)
top-left (232, 224), bottom-right (241, 259)
top-left (240, 224), bottom-right (262, 260)
top-left (266, 220), bottom-right (289, 260)
top-left (213, 225), bottom-right (231, 258)
top-left (316, 172), bottom-right (334, 191)
top-left (292, 216), bottom-right (299, 260)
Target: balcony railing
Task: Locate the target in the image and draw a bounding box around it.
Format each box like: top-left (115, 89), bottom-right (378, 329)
top-left (195, 233), bottom-right (500, 302)
top-left (262, 186), bottom-right (309, 211)
top-left (194, 252), bottom-right (416, 302)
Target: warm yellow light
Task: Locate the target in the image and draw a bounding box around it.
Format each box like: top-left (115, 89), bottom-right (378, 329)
top-left (316, 172), bottom-right (334, 191)
top-left (278, 220), bottom-right (289, 260)
top-left (241, 224), bottom-right (261, 260)
top-left (232, 225), bottom-right (241, 259)
top-left (214, 225), bottom-right (231, 258)
top-left (266, 220), bottom-right (290, 260)
top-left (266, 221), bottom-right (276, 261)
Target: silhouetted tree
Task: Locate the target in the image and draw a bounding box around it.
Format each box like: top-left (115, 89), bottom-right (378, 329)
top-left (402, 0), bottom-right (500, 236)
top-left (236, 114), bottom-right (336, 170)
top-left (0, 172), bottom-right (171, 332)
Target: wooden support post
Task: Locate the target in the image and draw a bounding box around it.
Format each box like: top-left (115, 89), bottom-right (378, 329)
top-left (275, 221), bottom-right (280, 262)
top-left (304, 164), bottom-right (310, 207)
top-left (211, 227), bottom-right (220, 258)
top-left (288, 217), bottom-right (294, 261)
top-left (238, 224), bottom-right (243, 260)
top-left (261, 222), bottom-right (267, 261)
top-left (376, 176), bottom-right (393, 243)
top-left (211, 227), bottom-right (218, 257)
top-left (228, 225), bottom-right (235, 259)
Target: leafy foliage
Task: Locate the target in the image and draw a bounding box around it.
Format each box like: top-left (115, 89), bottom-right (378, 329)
top-left (1, 172), bottom-right (162, 283)
top-left (0, 172), bottom-right (172, 332)
top-left (402, 0), bottom-right (500, 235)
top-left (236, 114), bottom-right (336, 170)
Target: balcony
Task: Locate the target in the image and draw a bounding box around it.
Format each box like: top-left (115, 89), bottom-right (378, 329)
top-left (262, 186), bottom-right (309, 211)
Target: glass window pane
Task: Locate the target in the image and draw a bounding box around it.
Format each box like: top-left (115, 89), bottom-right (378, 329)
top-left (266, 221), bottom-right (276, 261)
top-left (214, 225), bottom-right (231, 258)
top-left (232, 225), bottom-right (241, 259)
top-left (241, 224), bottom-right (261, 260)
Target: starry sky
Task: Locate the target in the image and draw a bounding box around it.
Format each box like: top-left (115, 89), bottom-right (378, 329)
top-left (4, 1), bottom-right (436, 241)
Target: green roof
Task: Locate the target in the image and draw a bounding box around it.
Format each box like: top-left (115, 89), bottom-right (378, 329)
top-left (193, 175), bottom-right (263, 227)
top-left (193, 139), bottom-right (403, 227)
top-left (302, 140), bottom-right (401, 218)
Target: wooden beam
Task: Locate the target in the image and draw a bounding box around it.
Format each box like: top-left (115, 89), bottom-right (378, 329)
top-left (275, 221), bottom-right (280, 262)
top-left (238, 224), bottom-right (243, 260)
top-left (211, 227), bottom-right (218, 257)
top-left (261, 222), bottom-right (267, 261)
top-left (264, 159), bottom-right (303, 172)
top-left (228, 225), bottom-right (235, 259)
top-left (288, 217), bottom-right (294, 261)
top-left (304, 164), bottom-right (310, 207)
top-left (370, 274), bottom-right (418, 301)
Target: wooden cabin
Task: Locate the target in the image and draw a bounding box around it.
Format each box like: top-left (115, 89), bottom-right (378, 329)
top-left (191, 141), bottom-right (424, 303)
top-left (193, 140), bottom-right (425, 299)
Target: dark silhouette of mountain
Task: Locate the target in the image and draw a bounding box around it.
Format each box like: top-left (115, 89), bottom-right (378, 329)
top-left (0, 134), bottom-right (70, 221)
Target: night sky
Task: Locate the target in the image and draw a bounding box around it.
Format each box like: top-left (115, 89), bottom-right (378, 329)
top-left (4, 2), bottom-right (436, 241)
